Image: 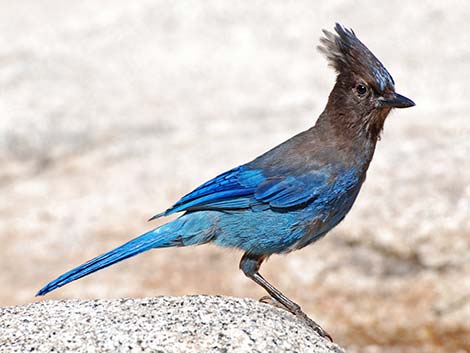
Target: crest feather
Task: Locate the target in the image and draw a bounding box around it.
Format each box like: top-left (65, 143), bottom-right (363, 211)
top-left (318, 23), bottom-right (394, 91)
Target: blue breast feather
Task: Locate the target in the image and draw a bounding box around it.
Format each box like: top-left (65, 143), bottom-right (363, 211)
top-left (151, 165), bottom-right (359, 219)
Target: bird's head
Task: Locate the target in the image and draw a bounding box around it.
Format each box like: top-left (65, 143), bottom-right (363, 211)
top-left (318, 23), bottom-right (414, 140)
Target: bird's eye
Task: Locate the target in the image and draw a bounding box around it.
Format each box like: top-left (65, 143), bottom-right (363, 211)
top-left (355, 84), bottom-right (367, 97)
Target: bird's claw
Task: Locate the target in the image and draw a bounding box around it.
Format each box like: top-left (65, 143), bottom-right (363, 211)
top-left (259, 295), bottom-right (286, 309)
top-left (311, 324), bottom-right (333, 342)
top-left (295, 310), bottom-right (333, 341)
top-left (259, 295), bottom-right (333, 341)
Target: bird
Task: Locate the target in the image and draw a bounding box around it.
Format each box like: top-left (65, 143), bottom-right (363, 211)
top-left (37, 23), bottom-right (414, 340)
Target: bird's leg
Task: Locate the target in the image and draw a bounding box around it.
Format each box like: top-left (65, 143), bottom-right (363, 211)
top-left (239, 252), bottom-right (332, 341)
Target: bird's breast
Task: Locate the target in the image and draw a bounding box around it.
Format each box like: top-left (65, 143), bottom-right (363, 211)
top-left (286, 171), bottom-right (364, 251)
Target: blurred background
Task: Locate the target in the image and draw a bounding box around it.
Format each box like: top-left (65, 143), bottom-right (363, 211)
top-left (1, 1), bottom-right (469, 352)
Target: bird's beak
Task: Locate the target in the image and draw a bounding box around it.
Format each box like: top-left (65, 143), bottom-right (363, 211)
top-left (377, 93), bottom-right (415, 109)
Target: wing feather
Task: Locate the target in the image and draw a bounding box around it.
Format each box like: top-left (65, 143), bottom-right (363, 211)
top-left (150, 165), bottom-right (332, 219)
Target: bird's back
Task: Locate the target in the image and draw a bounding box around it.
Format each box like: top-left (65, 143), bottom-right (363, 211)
top-left (248, 117), bottom-right (375, 183)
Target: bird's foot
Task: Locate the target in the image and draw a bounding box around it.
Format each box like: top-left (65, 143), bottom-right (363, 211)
top-left (259, 295), bottom-right (332, 341)
top-left (259, 295), bottom-right (286, 310)
top-left (292, 308), bottom-right (333, 342)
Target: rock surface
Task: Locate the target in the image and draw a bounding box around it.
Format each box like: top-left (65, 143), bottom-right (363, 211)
top-left (0, 296), bottom-right (344, 353)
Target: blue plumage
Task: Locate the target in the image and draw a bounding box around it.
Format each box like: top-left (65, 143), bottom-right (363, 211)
top-left (152, 166), bottom-right (263, 217)
top-left (38, 159), bottom-right (360, 295)
top-left (37, 213), bottom-right (216, 296)
top-left (37, 23), bottom-right (414, 340)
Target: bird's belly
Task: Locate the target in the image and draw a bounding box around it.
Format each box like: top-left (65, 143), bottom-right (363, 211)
top-left (211, 209), bottom-right (305, 254)
top-left (289, 185), bottom-right (362, 251)
top-left (211, 183), bottom-right (362, 255)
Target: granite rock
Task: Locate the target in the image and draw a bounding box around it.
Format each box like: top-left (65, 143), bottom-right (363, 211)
top-left (0, 295), bottom-right (345, 353)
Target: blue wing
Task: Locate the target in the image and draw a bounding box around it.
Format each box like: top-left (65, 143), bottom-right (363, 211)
top-left (149, 165), bottom-right (331, 220)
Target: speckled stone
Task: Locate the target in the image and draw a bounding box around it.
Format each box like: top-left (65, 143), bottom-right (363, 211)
top-left (0, 295), bottom-right (345, 353)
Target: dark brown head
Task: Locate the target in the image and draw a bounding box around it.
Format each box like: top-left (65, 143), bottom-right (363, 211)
top-left (318, 23), bottom-right (414, 140)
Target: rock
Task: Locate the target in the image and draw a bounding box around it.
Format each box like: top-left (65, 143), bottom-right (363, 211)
top-left (0, 295), bottom-right (345, 353)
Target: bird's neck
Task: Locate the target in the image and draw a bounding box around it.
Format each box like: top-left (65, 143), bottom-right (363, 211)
top-left (314, 106), bottom-right (379, 170)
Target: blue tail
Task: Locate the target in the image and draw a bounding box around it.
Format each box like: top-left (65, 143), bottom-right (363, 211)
top-left (36, 226), bottom-right (180, 296)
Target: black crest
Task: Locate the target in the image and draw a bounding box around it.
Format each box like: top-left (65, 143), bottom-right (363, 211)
top-left (318, 23), bottom-right (394, 91)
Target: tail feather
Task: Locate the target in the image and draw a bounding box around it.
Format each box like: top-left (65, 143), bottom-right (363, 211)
top-left (36, 228), bottom-right (177, 296)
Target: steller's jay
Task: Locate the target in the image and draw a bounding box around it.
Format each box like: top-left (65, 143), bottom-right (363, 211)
top-left (37, 23), bottom-right (414, 339)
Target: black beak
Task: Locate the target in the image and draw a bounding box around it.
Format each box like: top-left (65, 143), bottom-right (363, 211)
top-left (378, 93), bottom-right (415, 109)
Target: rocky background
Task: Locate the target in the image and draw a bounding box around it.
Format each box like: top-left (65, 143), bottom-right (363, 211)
top-left (0, 1), bottom-right (469, 352)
